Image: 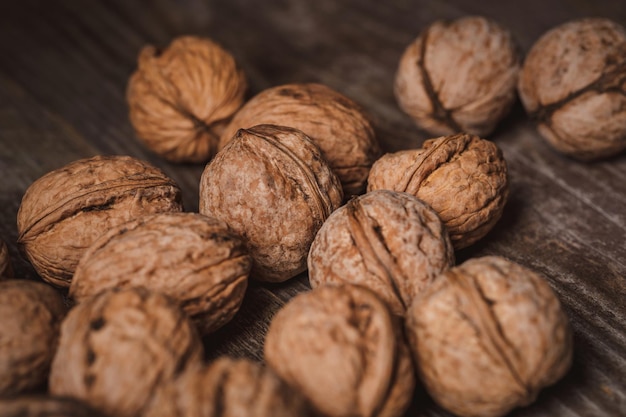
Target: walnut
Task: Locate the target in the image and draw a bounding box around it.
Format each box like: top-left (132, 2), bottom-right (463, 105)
top-left (264, 284), bottom-right (415, 417)
top-left (70, 212), bottom-right (251, 335)
top-left (0, 396), bottom-right (109, 417)
top-left (127, 36), bottom-right (247, 162)
top-left (49, 287), bottom-right (203, 417)
top-left (367, 133), bottom-right (508, 249)
top-left (17, 155), bottom-right (183, 288)
top-left (145, 357), bottom-right (315, 417)
top-left (518, 18), bottom-right (626, 160)
top-left (395, 16), bottom-right (520, 137)
top-left (218, 83), bottom-right (380, 196)
top-left (405, 256), bottom-right (573, 417)
top-left (0, 238), bottom-right (12, 278)
top-left (200, 124), bottom-right (343, 283)
top-left (0, 280), bottom-right (66, 396)
top-left (308, 190), bottom-right (454, 316)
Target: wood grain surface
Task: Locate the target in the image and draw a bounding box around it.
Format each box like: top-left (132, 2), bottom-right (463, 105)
top-left (0, 1), bottom-right (624, 416)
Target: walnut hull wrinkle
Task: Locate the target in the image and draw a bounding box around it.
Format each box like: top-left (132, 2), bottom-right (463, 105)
top-left (0, 239), bottom-right (12, 278)
top-left (264, 284), bottom-right (415, 417)
top-left (308, 190), bottom-right (454, 316)
top-left (218, 83), bottom-right (380, 196)
top-left (368, 134), bottom-right (508, 249)
top-left (405, 256), bottom-right (573, 417)
top-left (16, 155), bottom-right (182, 288)
top-left (0, 280), bottom-right (66, 396)
top-left (518, 18), bottom-right (626, 160)
top-left (127, 36), bottom-right (247, 162)
top-left (145, 357), bottom-right (314, 417)
top-left (49, 288), bottom-right (203, 417)
top-left (200, 124), bottom-right (343, 283)
top-left (395, 16), bottom-right (520, 137)
top-left (0, 396), bottom-right (109, 417)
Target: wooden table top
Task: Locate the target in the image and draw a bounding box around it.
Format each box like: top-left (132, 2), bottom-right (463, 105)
top-left (0, 1), bottom-right (624, 416)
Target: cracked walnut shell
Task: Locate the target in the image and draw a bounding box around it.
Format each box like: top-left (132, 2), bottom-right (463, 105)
top-left (367, 133), bottom-right (508, 249)
top-left (71, 212), bottom-right (251, 335)
top-left (0, 396), bottom-right (109, 417)
top-left (127, 36), bottom-right (247, 162)
top-left (264, 284), bottom-right (415, 417)
top-left (405, 256), bottom-right (573, 417)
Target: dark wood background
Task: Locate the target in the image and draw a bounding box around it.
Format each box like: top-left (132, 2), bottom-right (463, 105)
top-left (0, 1), bottom-right (624, 416)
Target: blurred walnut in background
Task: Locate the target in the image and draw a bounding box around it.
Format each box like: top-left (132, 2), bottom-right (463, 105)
top-left (0, 239), bottom-right (12, 279)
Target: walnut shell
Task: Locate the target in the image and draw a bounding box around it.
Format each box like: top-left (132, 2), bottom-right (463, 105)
top-left (127, 36), bottom-right (247, 162)
top-left (17, 155), bottom-right (183, 288)
top-left (395, 16), bottom-right (520, 137)
top-left (264, 284), bottom-right (415, 417)
top-left (49, 287), bottom-right (203, 417)
top-left (518, 18), bottom-right (626, 160)
top-left (0, 239), bottom-right (12, 279)
top-left (308, 190), bottom-right (454, 316)
top-left (0, 396), bottom-right (109, 417)
top-left (405, 256), bottom-right (573, 417)
top-left (0, 280), bottom-right (66, 396)
top-left (145, 357), bottom-right (315, 417)
top-left (367, 134), bottom-right (508, 249)
top-left (218, 83), bottom-right (380, 196)
top-left (70, 212), bottom-right (251, 334)
top-left (200, 124), bottom-right (343, 282)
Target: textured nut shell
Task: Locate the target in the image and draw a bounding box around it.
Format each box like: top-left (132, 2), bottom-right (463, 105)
top-left (145, 357), bottom-right (314, 417)
top-left (518, 18), bottom-right (626, 160)
top-left (218, 83), bottom-right (380, 196)
top-left (200, 124), bottom-right (343, 282)
top-left (0, 239), bottom-right (12, 279)
top-left (405, 256), bottom-right (573, 417)
top-left (49, 287), bottom-right (203, 417)
top-left (0, 396), bottom-right (109, 417)
top-left (264, 284), bottom-right (415, 417)
top-left (367, 134), bottom-right (508, 249)
top-left (0, 280), bottom-right (66, 395)
top-left (395, 16), bottom-right (520, 137)
top-left (127, 36), bottom-right (247, 162)
top-left (308, 190), bottom-right (454, 316)
top-left (17, 155), bottom-right (183, 288)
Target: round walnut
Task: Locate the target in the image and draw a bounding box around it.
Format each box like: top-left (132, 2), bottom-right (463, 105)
top-left (0, 238), bottom-right (12, 278)
top-left (518, 18), bottom-right (626, 160)
top-left (264, 284), bottom-right (415, 417)
top-left (0, 280), bottom-right (66, 396)
top-left (405, 256), bottom-right (573, 417)
top-left (200, 124), bottom-right (343, 283)
top-left (395, 16), bottom-right (520, 137)
top-left (17, 155), bottom-right (183, 288)
top-left (49, 287), bottom-right (203, 417)
top-left (367, 133), bottom-right (508, 249)
top-left (71, 212), bottom-right (251, 335)
top-left (308, 190), bottom-right (454, 316)
top-left (0, 396), bottom-right (109, 417)
top-left (145, 357), bottom-right (315, 417)
top-left (218, 83), bottom-right (380, 196)
top-left (127, 36), bottom-right (247, 162)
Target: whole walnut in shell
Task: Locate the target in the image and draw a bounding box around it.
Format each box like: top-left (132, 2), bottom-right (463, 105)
top-left (71, 212), bottom-right (251, 334)
top-left (0, 396), bottom-right (109, 417)
top-left (0, 239), bottom-right (12, 278)
top-left (518, 18), bottom-right (626, 160)
top-left (145, 357), bottom-right (315, 417)
top-left (367, 133), bottom-right (508, 249)
top-left (264, 284), bottom-right (415, 417)
top-left (127, 36), bottom-right (247, 162)
top-left (405, 256), bottom-right (573, 417)
top-left (17, 155), bottom-right (183, 288)
top-left (49, 287), bottom-right (203, 417)
top-left (308, 190), bottom-right (454, 316)
top-left (200, 124), bottom-right (343, 282)
top-left (0, 280), bottom-right (66, 396)
top-left (395, 16), bottom-right (520, 137)
top-left (218, 83), bottom-right (380, 196)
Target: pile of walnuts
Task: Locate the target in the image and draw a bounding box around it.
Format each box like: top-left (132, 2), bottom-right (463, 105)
top-left (2, 13), bottom-right (622, 417)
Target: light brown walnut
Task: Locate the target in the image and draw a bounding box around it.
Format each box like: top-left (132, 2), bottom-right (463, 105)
top-left (0, 280), bottom-right (66, 396)
top-left (127, 36), bottom-right (247, 162)
top-left (0, 239), bottom-right (12, 279)
top-left (200, 124), bottom-right (343, 283)
top-left (264, 284), bottom-right (415, 417)
top-left (70, 212), bottom-right (251, 335)
top-left (367, 133), bottom-right (508, 249)
top-left (308, 190), bottom-right (454, 316)
top-left (405, 256), bottom-right (573, 417)
top-left (17, 155), bottom-right (183, 288)
top-left (0, 396), bottom-right (109, 417)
